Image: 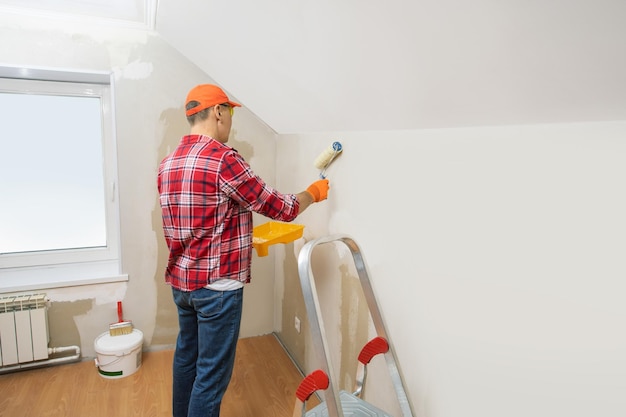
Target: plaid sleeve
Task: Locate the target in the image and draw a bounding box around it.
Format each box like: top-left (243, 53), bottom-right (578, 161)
top-left (219, 150), bottom-right (300, 222)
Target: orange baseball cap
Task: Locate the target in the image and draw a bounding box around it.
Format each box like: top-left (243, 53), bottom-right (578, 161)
top-left (185, 84), bottom-right (241, 117)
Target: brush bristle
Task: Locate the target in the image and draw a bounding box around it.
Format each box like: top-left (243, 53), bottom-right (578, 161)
top-left (109, 321), bottom-right (133, 336)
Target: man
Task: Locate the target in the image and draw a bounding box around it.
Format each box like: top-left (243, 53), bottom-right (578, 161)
top-left (158, 84), bottom-right (329, 417)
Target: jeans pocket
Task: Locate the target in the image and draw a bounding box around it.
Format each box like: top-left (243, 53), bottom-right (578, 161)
top-left (192, 289), bottom-right (223, 319)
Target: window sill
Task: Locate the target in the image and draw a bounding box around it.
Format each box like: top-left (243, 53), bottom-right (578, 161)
top-left (0, 274), bottom-right (129, 294)
top-left (0, 261), bottom-right (128, 293)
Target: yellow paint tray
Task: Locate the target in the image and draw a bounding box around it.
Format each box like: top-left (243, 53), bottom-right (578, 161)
top-left (252, 221), bottom-right (305, 257)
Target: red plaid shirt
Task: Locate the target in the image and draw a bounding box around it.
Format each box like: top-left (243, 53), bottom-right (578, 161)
top-left (158, 135), bottom-right (300, 291)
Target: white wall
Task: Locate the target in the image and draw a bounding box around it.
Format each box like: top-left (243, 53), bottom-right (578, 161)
top-left (276, 121), bottom-right (626, 417)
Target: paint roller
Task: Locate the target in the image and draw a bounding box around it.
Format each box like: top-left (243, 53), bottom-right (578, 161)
top-left (314, 141), bottom-right (343, 179)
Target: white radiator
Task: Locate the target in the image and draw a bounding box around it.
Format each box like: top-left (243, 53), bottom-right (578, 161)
top-left (0, 293), bottom-right (49, 366)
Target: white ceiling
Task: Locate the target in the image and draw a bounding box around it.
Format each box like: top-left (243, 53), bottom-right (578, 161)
top-left (4, 0), bottom-right (625, 134)
top-left (155, 0), bottom-right (626, 134)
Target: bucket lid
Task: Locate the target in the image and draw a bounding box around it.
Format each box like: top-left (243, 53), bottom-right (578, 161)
top-left (95, 329), bottom-right (143, 353)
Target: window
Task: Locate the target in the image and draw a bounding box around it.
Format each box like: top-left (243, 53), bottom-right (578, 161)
top-left (0, 0), bottom-right (157, 29)
top-left (0, 66), bottom-right (126, 292)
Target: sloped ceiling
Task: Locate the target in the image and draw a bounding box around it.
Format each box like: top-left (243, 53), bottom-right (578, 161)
top-left (155, 0), bottom-right (626, 134)
top-left (3, 0), bottom-right (625, 134)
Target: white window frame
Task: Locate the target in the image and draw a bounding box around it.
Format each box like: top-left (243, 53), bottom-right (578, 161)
top-left (0, 66), bottom-right (127, 292)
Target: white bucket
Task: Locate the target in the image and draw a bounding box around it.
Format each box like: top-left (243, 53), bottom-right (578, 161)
top-left (94, 328), bottom-right (144, 379)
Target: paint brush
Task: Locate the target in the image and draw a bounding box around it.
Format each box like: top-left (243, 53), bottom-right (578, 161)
top-left (109, 301), bottom-right (133, 336)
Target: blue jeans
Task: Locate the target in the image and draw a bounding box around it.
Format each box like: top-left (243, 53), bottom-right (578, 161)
top-left (171, 287), bottom-right (243, 417)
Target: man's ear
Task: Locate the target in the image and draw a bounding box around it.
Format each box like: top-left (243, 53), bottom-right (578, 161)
top-left (213, 104), bottom-right (222, 118)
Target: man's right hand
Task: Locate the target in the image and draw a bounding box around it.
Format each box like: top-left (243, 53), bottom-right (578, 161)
top-left (306, 179), bottom-right (330, 202)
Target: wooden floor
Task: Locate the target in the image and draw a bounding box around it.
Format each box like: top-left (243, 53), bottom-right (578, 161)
top-left (0, 334), bottom-right (320, 417)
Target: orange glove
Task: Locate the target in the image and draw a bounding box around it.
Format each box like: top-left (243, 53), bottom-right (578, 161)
top-left (306, 179), bottom-right (330, 202)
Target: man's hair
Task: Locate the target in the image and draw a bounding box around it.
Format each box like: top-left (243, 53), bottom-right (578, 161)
top-left (186, 101), bottom-right (211, 125)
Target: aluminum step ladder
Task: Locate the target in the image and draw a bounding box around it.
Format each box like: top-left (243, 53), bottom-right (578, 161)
top-left (297, 234), bottom-right (414, 417)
